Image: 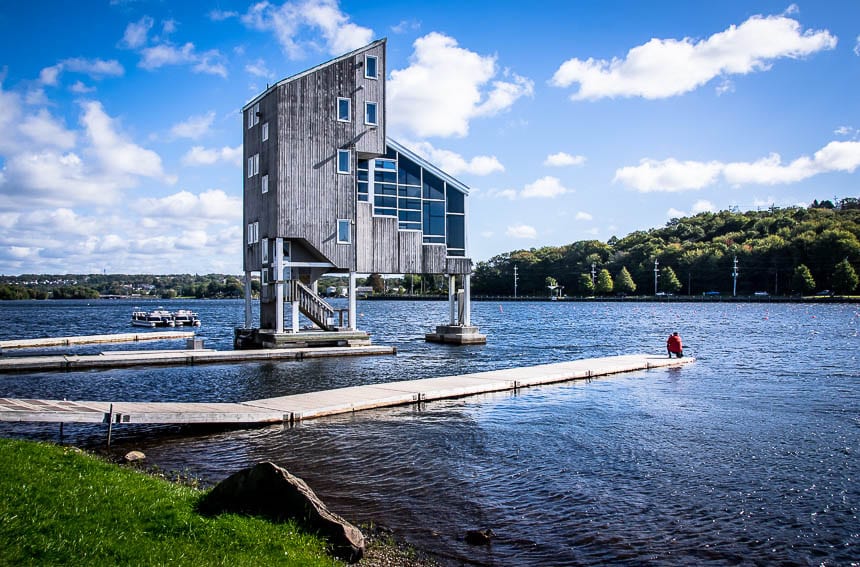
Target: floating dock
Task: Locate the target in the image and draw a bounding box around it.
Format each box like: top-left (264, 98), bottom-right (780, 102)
top-left (0, 331), bottom-right (195, 350)
top-left (0, 345), bottom-right (396, 373)
top-left (0, 354), bottom-right (693, 426)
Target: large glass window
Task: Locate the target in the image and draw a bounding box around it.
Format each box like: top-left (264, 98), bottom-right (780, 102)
top-left (365, 55), bottom-right (378, 79)
top-left (423, 170), bottom-right (444, 201)
top-left (447, 215), bottom-right (465, 255)
top-left (365, 101), bottom-right (378, 125)
top-left (337, 97), bottom-right (351, 122)
top-left (446, 188), bottom-right (464, 214)
top-left (337, 149), bottom-right (351, 174)
top-left (423, 201), bottom-right (445, 236)
top-left (357, 160), bottom-right (369, 202)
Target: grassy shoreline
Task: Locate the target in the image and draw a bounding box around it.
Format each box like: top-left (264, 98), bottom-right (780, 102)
top-left (0, 438), bottom-right (434, 566)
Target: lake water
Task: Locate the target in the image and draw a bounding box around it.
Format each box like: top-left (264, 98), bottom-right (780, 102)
top-left (1, 299), bottom-right (858, 565)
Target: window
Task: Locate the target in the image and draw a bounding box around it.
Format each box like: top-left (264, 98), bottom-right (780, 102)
top-left (247, 154), bottom-right (259, 178)
top-left (247, 102), bottom-right (260, 129)
top-left (261, 268), bottom-right (268, 285)
top-left (337, 219), bottom-right (351, 244)
top-left (337, 149), bottom-right (351, 174)
top-left (365, 55), bottom-right (378, 79)
top-left (365, 101), bottom-right (378, 126)
top-left (261, 237), bottom-right (268, 264)
top-left (261, 174), bottom-right (268, 194)
top-left (337, 97), bottom-right (351, 122)
top-left (247, 222), bottom-right (259, 245)
top-left (261, 122), bottom-right (269, 142)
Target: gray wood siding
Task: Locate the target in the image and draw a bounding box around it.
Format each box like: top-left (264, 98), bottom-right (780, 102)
top-left (398, 231), bottom-right (423, 273)
top-left (243, 89), bottom-right (278, 271)
top-left (371, 216), bottom-right (399, 273)
top-left (446, 257), bottom-right (473, 275)
top-left (422, 244), bottom-right (447, 274)
top-left (355, 202), bottom-right (374, 272)
top-left (353, 42), bottom-right (385, 157)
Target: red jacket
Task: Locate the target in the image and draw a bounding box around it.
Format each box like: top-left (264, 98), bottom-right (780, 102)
top-left (667, 334), bottom-right (683, 353)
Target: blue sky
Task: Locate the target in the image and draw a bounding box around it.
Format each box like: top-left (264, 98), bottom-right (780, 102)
top-left (0, 1), bottom-right (858, 275)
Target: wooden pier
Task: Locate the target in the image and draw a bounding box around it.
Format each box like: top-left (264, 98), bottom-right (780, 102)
top-left (0, 331), bottom-right (195, 351)
top-left (0, 355), bottom-right (693, 426)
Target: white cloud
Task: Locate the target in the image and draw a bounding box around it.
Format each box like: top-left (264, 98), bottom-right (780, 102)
top-left (70, 81), bottom-right (96, 94)
top-left (854, 35), bottom-right (860, 56)
top-left (614, 158), bottom-right (723, 192)
top-left (139, 43), bottom-right (228, 77)
top-left (691, 199), bottom-right (715, 213)
top-left (20, 109), bottom-right (76, 149)
top-left (182, 145), bottom-right (242, 166)
top-left (134, 189), bottom-right (241, 221)
top-left (616, 140), bottom-right (860, 191)
top-left (391, 19), bottom-right (420, 34)
top-left (170, 111), bottom-right (215, 140)
top-left (544, 152), bottom-right (586, 167)
top-left (506, 224), bottom-right (537, 239)
top-left (521, 176), bottom-right (570, 198)
top-left (485, 188), bottom-right (517, 200)
top-left (575, 211), bottom-right (593, 221)
top-left (399, 139), bottom-right (503, 176)
top-left (210, 9), bottom-right (239, 21)
top-left (121, 16), bottom-right (154, 49)
top-left (551, 12), bottom-right (836, 100)
top-left (40, 58), bottom-right (124, 86)
top-left (246, 59), bottom-right (275, 79)
top-left (388, 32), bottom-right (533, 138)
top-left (242, 0), bottom-right (373, 59)
top-left (667, 207), bottom-right (687, 218)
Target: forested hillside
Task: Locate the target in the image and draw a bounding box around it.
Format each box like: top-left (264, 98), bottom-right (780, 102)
top-left (473, 200), bottom-right (860, 297)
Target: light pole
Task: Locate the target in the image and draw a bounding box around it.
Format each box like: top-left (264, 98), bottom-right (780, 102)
top-left (732, 256), bottom-right (739, 297)
top-left (654, 258), bottom-right (660, 295)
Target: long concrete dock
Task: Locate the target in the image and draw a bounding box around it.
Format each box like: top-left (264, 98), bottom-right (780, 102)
top-left (0, 354), bottom-right (693, 426)
top-left (0, 345), bottom-right (396, 373)
top-left (0, 331), bottom-right (195, 350)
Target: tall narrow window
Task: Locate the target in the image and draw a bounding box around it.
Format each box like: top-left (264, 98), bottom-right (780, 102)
top-left (261, 238), bottom-right (269, 264)
top-left (365, 55), bottom-right (378, 79)
top-left (337, 149), bottom-right (351, 174)
top-left (365, 101), bottom-right (378, 126)
top-left (337, 219), bottom-right (351, 244)
top-left (247, 156), bottom-right (254, 178)
top-left (247, 102), bottom-right (260, 128)
top-left (337, 97), bottom-right (351, 122)
top-left (261, 174), bottom-right (268, 194)
top-left (247, 223), bottom-right (254, 245)
top-left (261, 122), bottom-right (269, 142)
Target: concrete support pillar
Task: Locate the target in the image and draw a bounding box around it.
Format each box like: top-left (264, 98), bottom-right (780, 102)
top-left (274, 238), bottom-right (284, 334)
top-left (448, 275), bottom-right (456, 325)
top-left (463, 274), bottom-right (472, 326)
top-left (244, 271), bottom-right (252, 328)
top-left (291, 299), bottom-right (300, 333)
top-left (348, 272), bottom-right (357, 330)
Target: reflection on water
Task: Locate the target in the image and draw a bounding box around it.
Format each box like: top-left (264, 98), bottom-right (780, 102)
top-left (1, 299), bottom-right (858, 565)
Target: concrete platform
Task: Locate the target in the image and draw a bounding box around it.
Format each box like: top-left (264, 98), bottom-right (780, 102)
top-left (234, 328), bottom-right (372, 349)
top-left (0, 354), bottom-right (694, 425)
top-left (425, 324), bottom-right (487, 345)
top-left (0, 331), bottom-right (195, 351)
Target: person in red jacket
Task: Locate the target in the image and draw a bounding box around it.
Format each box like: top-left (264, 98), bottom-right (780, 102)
top-left (666, 332), bottom-right (683, 358)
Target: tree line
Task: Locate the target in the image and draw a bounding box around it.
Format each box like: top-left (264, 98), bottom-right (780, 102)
top-left (472, 201), bottom-right (860, 297)
top-left (0, 274), bottom-right (253, 300)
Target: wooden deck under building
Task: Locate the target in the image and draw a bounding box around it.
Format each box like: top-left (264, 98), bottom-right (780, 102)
top-left (0, 354), bottom-right (694, 426)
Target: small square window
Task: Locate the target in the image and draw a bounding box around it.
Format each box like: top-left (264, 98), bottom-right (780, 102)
top-left (337, 97), bottom-right (351, 122)
top-left (337, 149), bottom-right (351, 174)
top-left (365, 101), bottom-right (378, 126)
top-left (365, 55), bottom-right (378, 79)
top-left (337, 219), bottom-right (351, 244)
top-left (261, 174), bottom-right (268, 194)
top-left (262, 122), bottom-right (269, 142)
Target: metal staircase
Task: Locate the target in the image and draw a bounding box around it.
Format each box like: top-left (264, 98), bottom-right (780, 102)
top-left (285, 280), bottom-right (337, 330)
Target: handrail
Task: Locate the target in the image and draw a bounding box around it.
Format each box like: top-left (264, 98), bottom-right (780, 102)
top-left (285, 280), bottom-right (337, 330)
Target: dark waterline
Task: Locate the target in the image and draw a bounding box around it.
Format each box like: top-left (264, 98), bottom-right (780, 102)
top-left (1, 299), bottom-right (858, 565)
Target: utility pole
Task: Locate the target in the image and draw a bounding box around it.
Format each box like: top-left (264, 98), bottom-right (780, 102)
top-left (732, 256), bottom-right (739, 297)
top-left (654, 258), bottom-right (660, 295)
top-left (513, 265), bottom-right (518, 298)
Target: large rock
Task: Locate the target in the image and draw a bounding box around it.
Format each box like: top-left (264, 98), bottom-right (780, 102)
top-left (198, 462), bottom-right (364, 562)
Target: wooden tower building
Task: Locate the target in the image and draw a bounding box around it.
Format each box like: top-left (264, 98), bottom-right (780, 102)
top-left (237, 39), bottom-right (485, 348)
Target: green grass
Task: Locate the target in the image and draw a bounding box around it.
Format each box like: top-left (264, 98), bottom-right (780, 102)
top-left (0, 438), bottom-right (341, 566)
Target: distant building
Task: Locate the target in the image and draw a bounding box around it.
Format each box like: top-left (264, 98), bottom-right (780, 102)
top-left (240, 39), bottom-right (483, 345)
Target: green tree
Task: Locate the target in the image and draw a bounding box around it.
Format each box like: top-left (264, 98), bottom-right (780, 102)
top-left (578, 273), bottom-right (594, 295)
top-left (832, 258), bottom-right (859, 294)
top-left (661, 265), bottom-right (682, 293)
top-left (595, 268), bottom-right (614, 295)
top-left (367, 273), bottom-right (385, 294)
top-left (615, 266), bottom-right (636, 294)
top-left (792, 264), bottom-right (816, 295)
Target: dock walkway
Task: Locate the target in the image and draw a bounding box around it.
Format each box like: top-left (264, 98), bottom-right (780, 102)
top-left (0, 331), bottom-right (195, 350)
top-left (0, 354), bottom-right (693, 426)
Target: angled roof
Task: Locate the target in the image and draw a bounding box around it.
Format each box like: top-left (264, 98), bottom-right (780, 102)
top-left (242, 38), bottom-right (387, 111)
top-left (387, 138), bottom-right (470, 196)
